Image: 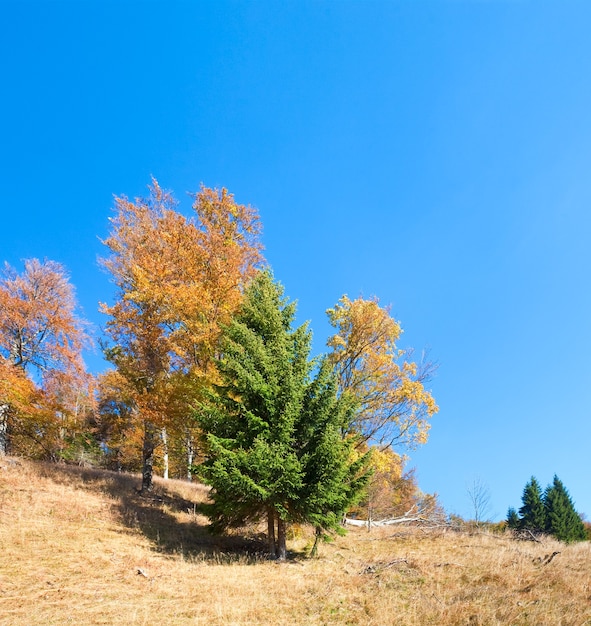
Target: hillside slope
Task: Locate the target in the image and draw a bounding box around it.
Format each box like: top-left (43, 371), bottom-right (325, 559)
top-left (0, 458), bottom-right (590, 625)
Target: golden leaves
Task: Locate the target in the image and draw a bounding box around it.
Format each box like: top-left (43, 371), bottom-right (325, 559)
top-left (0, 259), bottom-right (90, 378)
top-left (99, 179), bottom-right (265, 470)
top-left (0, 260), bottom-right (94, 459)
top-left (327, 296), bottom-right (438, 449)
top-left (101, 179), bottom-right (264, 374)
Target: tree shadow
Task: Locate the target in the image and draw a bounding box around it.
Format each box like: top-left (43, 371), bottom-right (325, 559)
top-left (36, 462), bottom-right (271, 564)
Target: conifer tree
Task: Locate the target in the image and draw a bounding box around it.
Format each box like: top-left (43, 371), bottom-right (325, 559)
top-left (509, 475), bottom-right (586, 543)
top-left (544, 475), bottom-right (586, 543)
top-left (197, 271), bottom-right (369, 560)
top-left (518, 476), bottom-right (546, 532)
top-left (292, 358), bottom-right (370, 554)
top-left (506, 507), bottom-right (519, 530)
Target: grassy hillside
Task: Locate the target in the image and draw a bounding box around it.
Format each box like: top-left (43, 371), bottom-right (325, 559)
top-left (0, 458), bottom-right (590, 625)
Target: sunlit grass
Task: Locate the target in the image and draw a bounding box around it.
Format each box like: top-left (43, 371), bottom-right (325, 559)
top-left (0, 457), bottom-right (590, 625)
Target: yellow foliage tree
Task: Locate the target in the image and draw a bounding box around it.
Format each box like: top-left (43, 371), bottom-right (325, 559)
top-left (0, 357), bottom-right (37, 454)
top-left (96, 369), bottom-right (143, 472)
top-left (353, 446), bottom-right (441, 522)
top-left (327, 295), bottom-right (438, 449)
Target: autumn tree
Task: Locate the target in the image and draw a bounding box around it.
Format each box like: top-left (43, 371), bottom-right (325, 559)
top-left (0, 259), bottom-right (90, 458)
top-left (41, 368), bottom-right (98, 464)
top-left (350, 446), bottom-right (441, 523)
top-left (197, 271), bottom-right (370, 560)
top-left (100, 180), bottom-right (263, 490)
top-left (0, 358), bottom-right (36, 455)
top-left (96, 369), bottom-right (143, 472)
top-left (326, 296), bottom-right (438, 449)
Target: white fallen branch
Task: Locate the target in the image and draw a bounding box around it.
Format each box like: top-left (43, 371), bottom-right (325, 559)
top-left (344, 515), bottom-right (432, 528)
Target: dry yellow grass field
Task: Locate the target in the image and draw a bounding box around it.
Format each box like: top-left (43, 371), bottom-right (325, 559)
top-left (0, 457), bottom-right (590, 625)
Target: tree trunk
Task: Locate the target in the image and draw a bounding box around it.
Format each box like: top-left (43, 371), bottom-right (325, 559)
top-left (142, 421), bottom-right (158, 492)
top-left (0, 404), bottom-right (10, 456)
top-left (186, 433), bottom-right (194, 481)
top-left (276, 516), bottom-right (287, 561)
top-left (310, 526), bottom-right (322, 558)
top-left (161, 427), bottom-right (169, 480)
top-left (267, 507), bottom-right (276, 557)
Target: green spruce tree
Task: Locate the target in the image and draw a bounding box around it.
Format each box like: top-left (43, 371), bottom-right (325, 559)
top-left (544, 475), bottom-right (586, 543)
top-left (506, 507), bottom-right (520, 530)
top-left (518, 476), bottom-right (546, 533)
top-left (293, 358), bottom-right (370, 555)
top-left (196, 271), bottom-right (369, 560)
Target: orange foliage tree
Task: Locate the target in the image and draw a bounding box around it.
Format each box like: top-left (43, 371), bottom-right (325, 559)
top-left (100, 180), bottom-right (263, 490)
top-left (0, 259), bottom-right (91, 458)
top-left (352, 446), bottom-right (442, 522)
top-left (327, 296), bottom-right (438, 450)
top-left (41, 368), bottom-right (98, 463)
top-left (95, 369), bottom-right (143, 472)
top-left (0, 357), bottom-right (37, 453)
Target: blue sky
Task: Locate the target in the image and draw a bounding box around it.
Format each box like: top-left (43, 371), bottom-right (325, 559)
top-left (2, 1), bottom-right (591, 521)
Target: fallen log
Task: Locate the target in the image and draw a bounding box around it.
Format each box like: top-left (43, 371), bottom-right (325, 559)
top-left (344, 515), bottom-right (433, 528)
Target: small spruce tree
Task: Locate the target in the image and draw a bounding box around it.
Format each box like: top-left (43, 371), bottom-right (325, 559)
top-left (544, 475), bottom-right (586, 543)
top-left (506, 506), bottom-right (520, 530)
top-left (518, 476), bottom-right (546, 533)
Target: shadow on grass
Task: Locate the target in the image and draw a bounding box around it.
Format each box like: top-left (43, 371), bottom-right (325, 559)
top-left (36, 462), bottom-right (272, 564)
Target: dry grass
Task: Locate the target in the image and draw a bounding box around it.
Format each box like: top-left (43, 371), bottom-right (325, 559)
top-left (1, 457), bottom-right (590, 625)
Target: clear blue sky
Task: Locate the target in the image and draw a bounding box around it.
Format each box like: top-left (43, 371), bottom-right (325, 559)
top-left (2, 1), bottom-right (591, 521)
